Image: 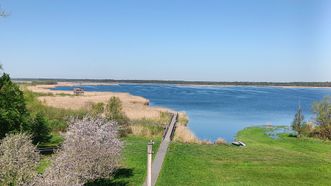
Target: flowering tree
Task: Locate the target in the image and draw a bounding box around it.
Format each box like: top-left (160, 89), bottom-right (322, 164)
top-left (0, 133), bottom-right (40, 186)
top-left (33, 117), bottom-right (123, 186)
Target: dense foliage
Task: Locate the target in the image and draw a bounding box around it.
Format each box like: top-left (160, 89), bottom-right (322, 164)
top-left (33, 117), bottom-right (122, 186)
top-left (89, 102), bottom-right (105, 117)
top-left (313, 97), bottom-right (331, 140)
top-left (106, 97), bottom-right (129, 136)
top-left (290, 97), bottom-right (331, 140)
top-left (0, 73), bottom-right (52, 146)
top-left (29, 113), bottom-right (51, 144)
top-left (0, 133), bottom-right (40, 186)
top-left (0, 73), bottom-right (29, 138)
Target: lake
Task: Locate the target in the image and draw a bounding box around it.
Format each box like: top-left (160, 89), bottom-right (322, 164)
top-left (53, 84), bottom-right (331, 141)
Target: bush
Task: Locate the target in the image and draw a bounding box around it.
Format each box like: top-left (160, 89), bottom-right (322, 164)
top-left (105, 97), bottom-right (129, 136)
top-left (29, 113), bottom-right (51, 145)
top-left (0, 133), bottom-right (40, 186)
top-left (301, 122), bottom-right (314, 137)
top-left (313, 97), bottom-right (331, 140)
top-left (89, 102), bottom-right (105, 117)
top-left (33, 117), bottom-right (123, 186)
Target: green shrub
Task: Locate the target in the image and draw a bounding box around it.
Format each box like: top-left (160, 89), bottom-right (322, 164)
top-left (106, 97), bottom-right (129, 136)
top-left (313, 97), bottom-right (331, 140)
top-left (29, 113), bottom-right (51, 145)
top-left (0, 73), bottom-right (29, 139)
top-left (90, 102), bottom-right (105, 117)
top-left (301, 122), bottom-right (314, 137)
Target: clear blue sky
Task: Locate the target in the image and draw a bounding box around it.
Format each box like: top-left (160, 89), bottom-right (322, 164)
top-left (0, 0), bottom-right (330, 81)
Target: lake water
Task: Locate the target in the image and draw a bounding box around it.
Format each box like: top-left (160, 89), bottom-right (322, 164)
top-left (53, 84), bottom-right (331, 142)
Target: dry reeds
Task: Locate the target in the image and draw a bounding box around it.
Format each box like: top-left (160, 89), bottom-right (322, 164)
top-left (129, 125), bottom-right (150, 137)
top-left (173, 125), bottom-right (201, 144)
top-left (214, 137), bottom-right (227, 145)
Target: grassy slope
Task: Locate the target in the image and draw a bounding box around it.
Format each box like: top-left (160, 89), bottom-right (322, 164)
top-left (157, 127), bottom-right (331, 186)
top-left (87, 135), bottom-right (161, 186)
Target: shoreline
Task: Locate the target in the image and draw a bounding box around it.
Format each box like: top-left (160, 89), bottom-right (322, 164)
top-left (26, 82), bottom-right (174, 120)
top-left (26, 82), bottom-right (203, 143)
top-left (17, 79), bottom-right (331, 89)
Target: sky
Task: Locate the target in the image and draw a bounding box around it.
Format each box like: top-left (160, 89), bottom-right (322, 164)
top-left (0, 0), bottom-right (330, 82)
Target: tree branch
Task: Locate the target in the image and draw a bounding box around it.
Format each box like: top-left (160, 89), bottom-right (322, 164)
top-left (0, 5), bottom-right (9, 17)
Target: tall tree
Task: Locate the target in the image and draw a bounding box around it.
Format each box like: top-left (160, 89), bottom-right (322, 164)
top-left (0, 73), bottom-right (29, 138)
top-left (292, 105), bottom-right (304, 137)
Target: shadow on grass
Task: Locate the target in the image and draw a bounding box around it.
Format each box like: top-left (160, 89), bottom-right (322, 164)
top-left (288, 133), bottom-right (297, 138)
top-left (85, 168), bottom-right (133, 186)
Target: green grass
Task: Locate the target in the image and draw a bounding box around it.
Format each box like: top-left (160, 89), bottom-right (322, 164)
top-left (38, 133), bottom-right (64, 148)
top-left (37, 155), bottom-right (52, 174)
top-left (86, 135), bottom-right (161, 186)
top-left (157, 127), bottom-right (331, 186)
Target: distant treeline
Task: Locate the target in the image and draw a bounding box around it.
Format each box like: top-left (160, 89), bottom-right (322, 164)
top-left (13, 78), bottom-right (331, 87)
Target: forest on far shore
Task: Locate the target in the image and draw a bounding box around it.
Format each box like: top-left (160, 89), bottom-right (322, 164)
top-left (14, 78), bottom-right (331, 87)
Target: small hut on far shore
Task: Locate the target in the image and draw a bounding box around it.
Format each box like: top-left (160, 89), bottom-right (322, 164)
top-left (73, 88), bottom-right (84, 95)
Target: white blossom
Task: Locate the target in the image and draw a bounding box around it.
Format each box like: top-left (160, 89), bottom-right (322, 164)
top-left (0, 133), bottom-right (40, 186)
top-left (32, 117), bottom-right (123, 186)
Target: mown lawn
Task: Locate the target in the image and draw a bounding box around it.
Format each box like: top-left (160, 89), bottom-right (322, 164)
top-left (157, 127), bottom-right (331, 186)
top-left (87, 135), bottom-right (160, 186)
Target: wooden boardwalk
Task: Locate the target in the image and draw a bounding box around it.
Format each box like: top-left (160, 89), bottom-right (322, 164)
top-left (144, 112), bottom-right (178, 186)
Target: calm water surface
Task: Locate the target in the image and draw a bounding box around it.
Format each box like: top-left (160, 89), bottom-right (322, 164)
top-left (54, 84), bottom-right (331, 141)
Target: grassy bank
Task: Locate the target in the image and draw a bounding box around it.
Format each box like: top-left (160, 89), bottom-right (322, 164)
top-left (86, 135), bottom-right (160, 186)
top-left (157, 127), bottom-right (331, 186)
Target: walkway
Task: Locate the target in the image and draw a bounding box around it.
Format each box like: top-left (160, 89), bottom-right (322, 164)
top-left (144, 112), bottom-right (178, 186)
